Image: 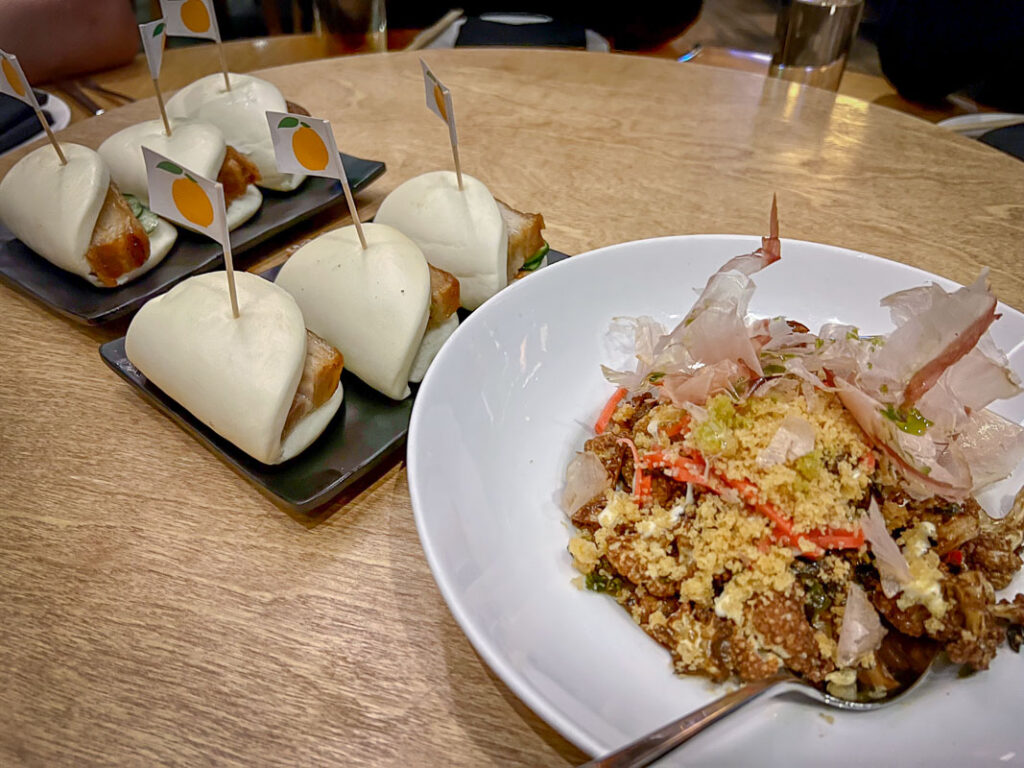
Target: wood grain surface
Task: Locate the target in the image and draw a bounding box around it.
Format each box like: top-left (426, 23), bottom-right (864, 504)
top-left (1, 49), bottom-right (1023, 767)
top-left (55, 33), bottom-right (963, 127)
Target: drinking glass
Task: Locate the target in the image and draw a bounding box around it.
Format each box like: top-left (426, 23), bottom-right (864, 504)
top-left (314, 0), bottom-right (387, 53)
top-left (768, 0), bottom-right (864, 91)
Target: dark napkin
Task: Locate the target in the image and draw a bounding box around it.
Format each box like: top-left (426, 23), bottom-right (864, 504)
top-left (979, 123), bottom-right (1024, 162)
top-left (455, 16), bottom-right (587, 48)
top-left (0, 90), bottom-right (52, 153)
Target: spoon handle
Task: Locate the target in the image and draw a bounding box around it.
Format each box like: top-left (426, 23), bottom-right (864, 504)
top-left (580, 673), bottom-right (792, 768)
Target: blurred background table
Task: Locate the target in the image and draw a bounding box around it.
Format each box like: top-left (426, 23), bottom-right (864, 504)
top-left (2, 48), bottom-right (1022, 767)
top-left (52, 30), bottom-right (973, 125)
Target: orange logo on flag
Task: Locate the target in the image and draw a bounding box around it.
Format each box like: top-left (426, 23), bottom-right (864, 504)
top-left (144, 146), bottom-right (228, 245)
top-left (158, 161), bottom-right (214, 227)
top-left (277, 117), bottom-right (329, 172)
top-left (181, 0), bottom-right (210, 34)
top-left (159, 0), bottom-right (219, 42)
top-left (266, 110), bottom-right (343, 181)
top-left (420, 59), bottom-right (456, 138)
top-left (433, 83), bottom-right (447, 123)
top-left (2, 58), bottom-right (25, 98)
top-left (0, 51), bottom-right (39, 109)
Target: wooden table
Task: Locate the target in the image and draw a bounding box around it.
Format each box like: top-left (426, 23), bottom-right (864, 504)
top-left (1, 49), bottom-right (1022, 766)
top-left (52, 33), bottom-right (971, 126)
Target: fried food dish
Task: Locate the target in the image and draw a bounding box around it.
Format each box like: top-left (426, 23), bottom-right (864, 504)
top-left (562, 201), bottom-right (1024, 700)
top-left (427, 264), bottom-right (460, 329)
top-left (497, 199), bottom-right (546, 280)
top-left (283, 330), bottom-right (345, 439)
top-left (216, 145), bottom-right (261, 207)
top-left (126, 271), bottom-right (345, 465)
top-left (374, 171), bottom-right (547, 310)
top-left (98, 118), bottom-right (264, 234)
top-left (86, 181), bottom-right (150, 287)
top-left (0, 143), bottom-right (176, 288)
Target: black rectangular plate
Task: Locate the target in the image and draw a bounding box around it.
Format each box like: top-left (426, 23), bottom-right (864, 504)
top-left (0, 152), bottom-right (385, 325)
top-left (98, 249), bottom-right (568, 514)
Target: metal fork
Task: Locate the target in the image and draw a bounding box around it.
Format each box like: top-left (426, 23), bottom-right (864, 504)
top-left (580, 662), bottom-right (934, 768)
top-left (56, 80), bottom-right (105, 116)
top-left (79, 77), bottom-right (135, 104)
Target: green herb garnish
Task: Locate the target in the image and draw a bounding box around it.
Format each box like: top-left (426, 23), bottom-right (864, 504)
top-left (521, 242), bottom-right (550, 272)
top-left (692, 394), bottom-right (742, 456)
top-left (762, 363), bottom-right (786, 376)
top-left (125, 194), bottom-right (143, 219)
top-left (123, 194), bottom-right (159, 234)
top-left (799, 574), bottom-right (832, 624)
top-left (648, 371), bottom-right (666, 383)
top-left (794, 450), bottom-right (823, 480)
top-left (585, 570), bottom-right (622, 594)
top-left (880, 404), bottom-right (933, 436)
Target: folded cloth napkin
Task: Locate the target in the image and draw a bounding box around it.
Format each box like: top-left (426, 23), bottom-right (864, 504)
top-left (0, 91), bottom-right (53, 154)
top-left (455, 15), bottom-right (587, 48)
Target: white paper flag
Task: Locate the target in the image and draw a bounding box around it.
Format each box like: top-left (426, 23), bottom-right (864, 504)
top-left (419, 59), bottom-right (462, 187)
top-left (143, 146), bottom-right (228, 246)
top-left (139, 21), bottom-right (167, 80)
top-left (265, 111), bottom-right (345, 180)
top-left (420, 59), bottom-right (457, 147)
top-left (158, 0), bottom-right (220, 42)
top-left (0, 50), bottom-right (39, 109)
top-left (266, 109), bottom-right (365, 247)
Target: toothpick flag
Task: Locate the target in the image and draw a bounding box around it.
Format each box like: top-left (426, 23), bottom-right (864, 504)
top-left (157, 0), bottom-right (231, 90)
top-left (268, 113), bottom-right (343, 179)
top-left (420, 59), bottom-right (461, 189)
top-left (140, 20), bottom-right (167, 79)
top-left (143, 146), bottom-right (238, 316)
top-left (139, 21), bottom-right (172, 135)
top-left (158, 0), bottom-right (219, 41)
top-left (0, 49), bottom-right (65, 164)
top-left (266, 110), bottom-right (366, 249)
top-left (0, 51), bottom-right (31, 103)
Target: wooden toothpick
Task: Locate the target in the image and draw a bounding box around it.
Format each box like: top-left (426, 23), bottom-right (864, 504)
top-left (36, 104), bottom-right (65, 164)
top-left (421, 60), bottom-right (462, 190)
top-left (341, 173), bottom-right (367, 249)
top-left (6, 52), bottom-right (64, 164)
top-left (153, 78), bottom-right (172, 136)
top-left (452, 136), bottom-right (463, 191)
top-left (217, 42), bottom-right (231, 91)
top-left (214, 183), bottom-right (239, 317)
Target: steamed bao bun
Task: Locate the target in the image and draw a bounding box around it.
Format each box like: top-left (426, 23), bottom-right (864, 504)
top-left (275, 223), bottom-right (432, 401)
top-left (165, 73), bottom-right (306, 192)
top-left (98, 118), bottom-right (262, 231)
top-left (125, 271), bottom-right (343, 464)
top-left (374, 171), bottom-right (507, 310)
top-left (0, 143), bottom-right (176, 288)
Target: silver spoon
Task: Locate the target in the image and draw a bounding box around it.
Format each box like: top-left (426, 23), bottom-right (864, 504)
top-left (580, 662), bottom-right (934, 768)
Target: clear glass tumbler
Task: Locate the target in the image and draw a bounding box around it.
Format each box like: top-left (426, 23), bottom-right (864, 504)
top-left (768, 0), bottom-right (864, 91)
top-left (314, 0), bottom-right (387, 53)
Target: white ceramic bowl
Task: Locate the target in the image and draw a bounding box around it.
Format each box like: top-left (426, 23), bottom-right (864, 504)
top-left (407, 236), bottom-right (1024, 765)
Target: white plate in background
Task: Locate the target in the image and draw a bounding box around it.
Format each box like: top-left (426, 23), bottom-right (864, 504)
top-left (937, 112), bottom-right (1024, 139)
top-left (0, 90), bottom-right (71, 157)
